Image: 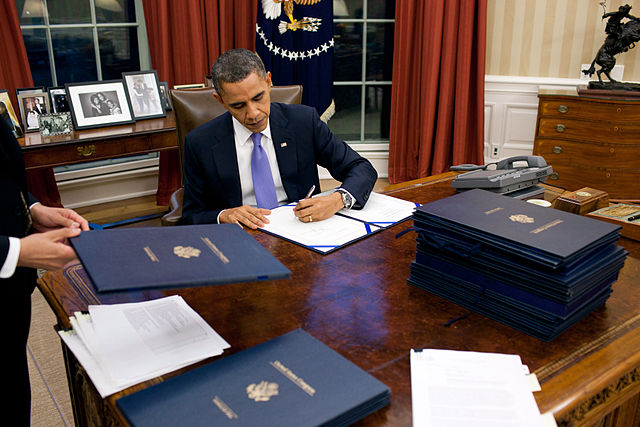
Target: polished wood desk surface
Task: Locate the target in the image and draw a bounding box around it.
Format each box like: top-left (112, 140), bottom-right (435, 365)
top-left (17, 112), bottom-right (176, 170)
top-left (38, 172), bottom-right (640, 426)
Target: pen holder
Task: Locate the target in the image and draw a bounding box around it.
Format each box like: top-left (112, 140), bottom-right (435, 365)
top-left (554, 187), bottom-right (609, 215)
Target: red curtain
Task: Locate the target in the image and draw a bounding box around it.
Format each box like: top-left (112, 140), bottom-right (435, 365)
top-left (142, 0), bottom-right (257, 204)
top-left (1, 0), bottom-right (62, 207)
top-left (388, 0), bottom-right (487, 184)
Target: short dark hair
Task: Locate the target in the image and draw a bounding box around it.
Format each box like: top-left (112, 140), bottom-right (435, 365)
top-left (211, 49), bottom-right (266, 95)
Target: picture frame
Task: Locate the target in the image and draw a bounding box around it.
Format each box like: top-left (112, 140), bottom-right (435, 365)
top-left (173, 83), bottom-right (205, 90)
top-left (17, 92), bottom-right (51, 132)
top-left (38, 112), bottom-right (73, 136)
top-left (66, 80), bottom-right (135, 130)
top-left (158, 81), bottom-right (173, 111)
top-left (0, 89), bottom-right (23, 137)
top-left (16, 86), bottom-right (45, 98)
top-left (122, 70), bottom-right (166, 120)
top-left (49, 87), bottom-right (70, 113)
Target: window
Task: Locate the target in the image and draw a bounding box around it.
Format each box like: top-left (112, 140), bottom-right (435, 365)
top-left (16, 0), bottom-right (150, 87)
top-left (331, 0), bottom-right (395, 148)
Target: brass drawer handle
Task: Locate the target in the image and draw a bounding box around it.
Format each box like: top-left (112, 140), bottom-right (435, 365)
top-left (549, 172), bottom-right (559, 180)
top-left (558, 105), bottom-right (568, 113)
top-left (77, 145), bottom-right (96, 157)
top-left (555, 124), bottom-right (565, 132)
top-left (552, 146), bottom-right (563, 154)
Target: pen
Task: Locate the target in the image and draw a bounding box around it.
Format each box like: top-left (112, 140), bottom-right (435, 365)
top-left (304, 185), bottom-right (316, 199)
top-left (627, 213), bottom-right (640, 222)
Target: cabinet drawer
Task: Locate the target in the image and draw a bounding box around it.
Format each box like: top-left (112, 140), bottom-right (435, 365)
top-left (539, 97), bottom-right (640, 121)
top-left (537, 117), bottom-right (640, 141)
top-left (543, 161), bottom-right (640, 199)
top-left (534, 139), bottom-right (640, 169)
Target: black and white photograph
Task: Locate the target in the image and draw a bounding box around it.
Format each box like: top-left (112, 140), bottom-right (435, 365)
top-left (17, 92), bottom-right (50, 132)
top-left (38, 112), bottom-right (73, 136)
top-left (66, 80), bottom-right (134, 130)
top-left (0, 89), bottom-right (23, 137)
top-left (122, 70), bottom-right (165, 120)
top-left (158, 81), bottom-right (172, 111)
top-left (49, 87), bottom-right (70, 113)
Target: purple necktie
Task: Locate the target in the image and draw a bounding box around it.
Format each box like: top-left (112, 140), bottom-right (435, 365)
top-left (250, 132), bottom-right (278, 209)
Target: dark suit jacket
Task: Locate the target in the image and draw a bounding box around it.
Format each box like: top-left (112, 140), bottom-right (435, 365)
top-left (0, 118), bottom-right (37, 296)
top-left (182, 103), bottom-right (378, 225)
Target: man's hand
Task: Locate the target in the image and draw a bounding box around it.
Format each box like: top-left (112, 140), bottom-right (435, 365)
top-left (30, 204), bottom-right (90, 232)
top-left (18, 228), bottom-right (81, 271)
top-left (219, 205), bottom-right (271, 229)
top-left (293, 192), bottom-right (343, 223)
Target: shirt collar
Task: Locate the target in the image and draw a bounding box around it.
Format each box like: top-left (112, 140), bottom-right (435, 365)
top-left (232, 116), bottom-right (272, 145)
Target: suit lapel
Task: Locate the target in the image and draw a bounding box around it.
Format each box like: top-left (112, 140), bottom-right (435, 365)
top-left (270, 104), bottom-right (299, 200)
top-left (210, 114), bottom-right (243, 207)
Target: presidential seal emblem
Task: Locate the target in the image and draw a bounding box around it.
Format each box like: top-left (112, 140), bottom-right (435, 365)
top-left (509, 214), bottom-right (534, 224)
top-left (262, 0), bottom-right (324, 34)
top-left (246, 381), bottom-right (279, 402)
top-left (173, 246), bottom-right (201, 259)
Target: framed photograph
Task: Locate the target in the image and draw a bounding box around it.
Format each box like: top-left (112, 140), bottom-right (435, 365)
top-left (158, 81), bottom-right (172, 111)
top-left (49, 87), bottom-right (70, 113)
top-left (122, 70), bottom-right (166, 120)
top-left (38, 112), bottom-right (73, 136)
top-left (66, 80), bottom-right (134, 130)
top-left (0, 89), bottom-right (23, 137)
top-left (173, 83), bottom-right (205, 89)
top-left (16, 86), bottom-right (45, 98)
top-left (17, 92), bottom-right (51, 132)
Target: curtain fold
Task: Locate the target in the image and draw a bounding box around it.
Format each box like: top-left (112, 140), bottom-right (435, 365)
top-left (142, 0), bottom-right (256, 205)
top-left (388, 0), bottom-right (487, 184)
top-left (1, 0), bottom-right (62, 207)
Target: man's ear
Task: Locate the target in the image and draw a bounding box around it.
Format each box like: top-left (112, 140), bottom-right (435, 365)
top-left (266, 71), bottom-right (272, 89)
top-left (213, 92), bottom-right (224, 106)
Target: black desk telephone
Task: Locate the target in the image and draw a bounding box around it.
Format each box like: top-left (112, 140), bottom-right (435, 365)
top-left (450, 155), bottom-right (553, 196)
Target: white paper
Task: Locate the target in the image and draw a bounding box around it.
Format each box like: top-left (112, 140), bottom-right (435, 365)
top-left (339, 192), bottom-right (417, 227)
top-left (410, 349), bottom-right (544, 427)
top-left (261, 204), bottom-right (380, 252)
top-left (59, 295), bottom-right (229, 397)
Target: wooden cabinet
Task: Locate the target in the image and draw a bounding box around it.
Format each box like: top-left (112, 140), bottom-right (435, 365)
top-left (533, 92), bottom-right (640, 200)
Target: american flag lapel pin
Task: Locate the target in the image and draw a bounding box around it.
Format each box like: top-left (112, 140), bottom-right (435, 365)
top-left (280, 142), bottom-right (287, 148)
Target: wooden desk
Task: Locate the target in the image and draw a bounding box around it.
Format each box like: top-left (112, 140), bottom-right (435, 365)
top-left (18, 112), bottom-right (177, 169)
top-left (37, 172), bottom-right (640, 426)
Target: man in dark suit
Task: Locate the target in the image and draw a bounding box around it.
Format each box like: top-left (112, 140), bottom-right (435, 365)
top-left (182, 49), bottom-right (377, 228)
top-left (0, 118), bottom-right (88, 424)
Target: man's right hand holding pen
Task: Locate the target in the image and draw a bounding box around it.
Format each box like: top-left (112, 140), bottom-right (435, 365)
top-left (293, 185), bottom-right (346, 223)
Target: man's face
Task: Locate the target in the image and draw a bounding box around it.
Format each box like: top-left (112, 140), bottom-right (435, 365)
top-left (214, 71), bottom-right (272, 133)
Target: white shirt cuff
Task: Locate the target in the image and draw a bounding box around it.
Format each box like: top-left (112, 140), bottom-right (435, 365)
top-left (0, 237), bottom-right (21, 278)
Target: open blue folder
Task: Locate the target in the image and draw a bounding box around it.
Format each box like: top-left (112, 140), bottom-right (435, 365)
top-left (116, 329), bottom-right (391, 427)
top-left (70, 224), bottom-right (290, 293)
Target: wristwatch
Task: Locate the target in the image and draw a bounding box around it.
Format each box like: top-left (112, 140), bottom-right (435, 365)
top-left (335, 189), bottom-right (354, 209)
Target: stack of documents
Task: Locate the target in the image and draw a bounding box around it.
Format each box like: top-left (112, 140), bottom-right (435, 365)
top-left (59, 295), bottom-right (230, 397)
top-left (408, 189), bottom-right (628, 341)
top-left (260, 192), bottom-right (418, 254)
top-left (410, 349), bottom-right (555, 427)
top-left (116, 329), bottom-right (391, 426)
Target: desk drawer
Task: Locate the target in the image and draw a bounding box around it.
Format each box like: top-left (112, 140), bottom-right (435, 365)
top-left (539, 97), bottom-right (640, 121)
top-left (537, 118), bottom-right (640, 141)
top-left (534, 139), bottom-right (640, 169)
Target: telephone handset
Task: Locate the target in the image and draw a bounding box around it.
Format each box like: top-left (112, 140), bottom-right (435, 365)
top-left (450, 155), bottom-right (553, 195)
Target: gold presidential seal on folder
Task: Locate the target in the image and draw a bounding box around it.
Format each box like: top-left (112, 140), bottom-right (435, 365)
top-left (246, 381), bottom-right (279, 402)
top-left (173, 246), bottom-right (201, 259)
top-left (509, 214), bottom-right (534, 224)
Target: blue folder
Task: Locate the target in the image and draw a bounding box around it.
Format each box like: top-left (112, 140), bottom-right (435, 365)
top-left (70, 224), bottom-right (290, 293)
top-left (116, 329), bottom-right (391, 427)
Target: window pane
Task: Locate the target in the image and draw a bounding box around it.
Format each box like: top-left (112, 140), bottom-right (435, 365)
top-left (16, 0), bottom-right (45, 25)
top-left (99, 27), bottom-right (140, 79)
top-left (367, 0), bottom-right (395, 19)
top-left (364, 85), bottom-right (391, 139)
top-left (48, 0), bottom-right (91, 24)
top-left (21, 28), bottom-right (53, 87)
top-left (366, 23), bottom-right (394, 81)
top-left (330, 85), bottom-right (361, 141)
top-left (334, 22), bottom-right (362, 81)
top-left (96, 0), bottom-right (136, 23)
top-left (51, 28), bottom-right (97, 84)
top-left (333, 0), bottom-right (362, 19)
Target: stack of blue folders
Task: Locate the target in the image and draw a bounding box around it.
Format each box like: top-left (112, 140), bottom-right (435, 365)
top-left (409, 189), bottom-right (628, 341)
